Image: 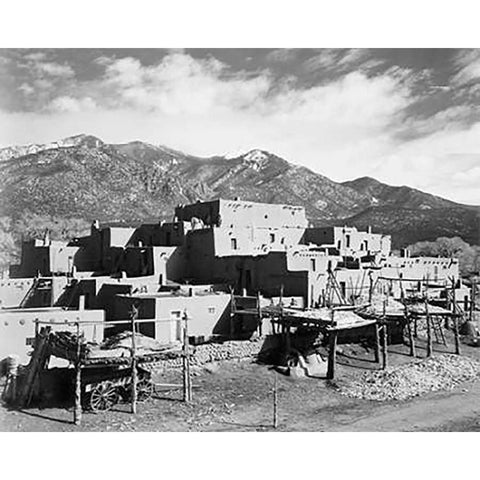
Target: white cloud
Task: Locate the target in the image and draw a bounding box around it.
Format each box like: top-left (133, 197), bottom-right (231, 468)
top-left (48, 96), bottom-right (96, 113)
top-left (452, 49), bottom-right (480, 85)
top-left (35, 61), bottom-right (74, 78)
top-left (3, 51), bottom-right (480, 205)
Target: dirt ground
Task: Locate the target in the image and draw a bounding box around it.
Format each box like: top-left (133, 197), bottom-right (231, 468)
top-left (2, 335), bottom-right (480, 432)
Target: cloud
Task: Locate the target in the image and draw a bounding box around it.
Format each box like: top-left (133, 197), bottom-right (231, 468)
top-left (35, 61), bottom-right (74, 78)
top-left (265, 49), bottom-right (299, 63)
top-left (94, 53), bottom-right (271, 114)
top-left (48, 96), bottom-right (97, 113)
top-left (3, 50), bottom-right (480, 205)
top-left (452, 49), bottom-right (480, 85)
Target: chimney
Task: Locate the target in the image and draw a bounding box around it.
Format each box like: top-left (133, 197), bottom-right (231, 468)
top-left (368, 225), bottom-right (372, 234)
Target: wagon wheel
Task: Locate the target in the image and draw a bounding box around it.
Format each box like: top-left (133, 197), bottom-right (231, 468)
top-left (88, 381), bottom-right (120, 412)
top-left (136, 377), bottom-right (154, 402)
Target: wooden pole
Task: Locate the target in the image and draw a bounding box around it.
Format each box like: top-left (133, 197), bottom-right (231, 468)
top-left (407, 316), bottom-right (416, 357)
top-left (426, 299), bottom-right (433, 357)
top-left (131, 306), bottom-right (138, 414)
top-left (470, 279), bottom-right (475, 322)
top-left (183, 310), bottom-right (192, 402)
top-left (285, 321), bottom-right (291, 359)
top-left (381, 324), bottom-right (388, 369)
top-left (454, 315), bottom-right (461, 355)
top-left (74, 322), bottom-right (82, 426)
top-left (437, 317), bottom-right (448, 346)
top-left (272, 372), bottom-right (278, 429)
top-left (229, 287), bottom-right (235, 339)
top-left (368, 270), bottom-right (373, 303)
top-left (327, 329), bottom-right (337, 380)
top-left (257, 291), bottom-right (262, 336)
top-left (374, 323), bottom-right (381, 363)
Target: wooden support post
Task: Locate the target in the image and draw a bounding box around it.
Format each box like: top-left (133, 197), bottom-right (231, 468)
top-left (438, 317), bottom-right (448, 346)
top-left (454, 315), bottom-right (461, 355)
top-left (414, 317), bottom-right (418, 338)
top-left (284, 321), bottom-right (291, 358)
top-left (74, 322), bottom-right (82, 426)
top-left (183, 311), bottom-right (192, 402)
top-left (470, 279), bottom-right (476, 322)
top-left (426, 300), bottom-right (433, 357)
top-left (257, 291), bottom-right (262, 336)
top-left (407, 317), bottom-right (416, 357)
top-left (326, 329), bottom-right (337, 380)
top-left (381, 324), bottom-right (388, 369)
top-left (229, 288), bottom-right (235, 339)
top-left (374, 323), bottom-right (381, 363)
top-left (272, 372), bottom-right (278, 430)
top-left (130, 305), bottom-right (138, 415)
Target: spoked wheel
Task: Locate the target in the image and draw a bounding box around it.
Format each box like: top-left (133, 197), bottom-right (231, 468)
top-left (88, 381), bottom-right (120, 412)
top-left (136, 377), bottom-right (154, 402)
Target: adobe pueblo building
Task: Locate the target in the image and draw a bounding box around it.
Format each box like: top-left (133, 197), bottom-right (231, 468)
top-left (0, 198), bottom-right (461, 363)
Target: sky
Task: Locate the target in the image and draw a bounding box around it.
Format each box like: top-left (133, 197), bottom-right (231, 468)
top-left (2, 48), bottom-right (480, 204)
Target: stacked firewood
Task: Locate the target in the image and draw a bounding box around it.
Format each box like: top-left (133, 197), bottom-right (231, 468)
top-left (47, 331), bottom-right (92, 362)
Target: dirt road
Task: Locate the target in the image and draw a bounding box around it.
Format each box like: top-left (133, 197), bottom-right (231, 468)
top-left (1, 340), bottom-right (480, 432)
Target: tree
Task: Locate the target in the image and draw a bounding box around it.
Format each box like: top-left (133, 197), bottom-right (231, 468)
top-left (408, 236), bottom-right (480, 278)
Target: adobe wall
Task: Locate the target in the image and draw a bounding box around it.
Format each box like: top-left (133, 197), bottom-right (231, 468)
top-left (218, 199), bottom-right (308, 229)
top-left (0, 278), bottom-right (34, 307)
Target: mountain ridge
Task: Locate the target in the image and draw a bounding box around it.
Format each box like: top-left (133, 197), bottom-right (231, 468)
top-left (1, 134), bottom-right (479, 249)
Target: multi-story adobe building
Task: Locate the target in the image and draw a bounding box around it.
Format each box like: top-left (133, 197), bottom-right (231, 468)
top-left (1, 198), bottom-right (461, 361)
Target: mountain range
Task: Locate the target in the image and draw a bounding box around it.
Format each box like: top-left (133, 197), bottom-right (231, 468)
top-left (1, 133), bottom-right (479, 249)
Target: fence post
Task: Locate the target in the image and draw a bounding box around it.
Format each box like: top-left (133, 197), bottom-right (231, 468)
top-left (425, 298), bottom-right (432, 357)
top-left (130, 305), bottom-right (138, 414)
top-left (183, 310), bottom-right (192, 402)
top-left (74, 322), bottom-right (82, 425)
top-left (272, 372), bottom-right (278, 429)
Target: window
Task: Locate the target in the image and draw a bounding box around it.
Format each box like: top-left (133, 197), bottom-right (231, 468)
top-left (231, 238), bottom-right (238, 250)
top-left (208, 307), bottom-right (216, 314)
top-left (311, 258), bottom-right (316, 271)
top-left (269, 233), bottom-right (275, 243)
top-left (346, 235), bottom-right (351, 248)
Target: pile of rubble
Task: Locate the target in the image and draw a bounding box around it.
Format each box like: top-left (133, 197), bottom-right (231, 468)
top-left (141, 339), bottom-right (264, 372)
top-left (192, 339), bottom-right (263, 365)
top-left (338, 354), bottom-right (480, 401)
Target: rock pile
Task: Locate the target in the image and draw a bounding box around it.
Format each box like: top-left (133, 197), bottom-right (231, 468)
top-left (338, 354), bottom-right (480, 401)
top-left (192, 340), bottom-right (262, 365)
top-left (141, 339), bottom-right (263, 372)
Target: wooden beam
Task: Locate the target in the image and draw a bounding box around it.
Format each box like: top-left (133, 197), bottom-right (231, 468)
top-left (426, 299), bottom-right (433, 357)
top-left (183, 310), bottom-right (192, 402)
top-left (74, 322), bottom-right (82, 425)
top-left (130, 306), bottom-right (138, 414)
top-left (327, 330), bottom-right (337, 380)
top-left (374, 323), bottom-right (381, 363)
top-left (454, 315), bottom-right (461, 355)
top-left (382, 324), bottom-right (388, 369)
top-left (272, 372), bottom-right (278, 430)
top-left (407, 317), bottom-right (416, 358)
top-left (257, 291), bottom-right (262, 336)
